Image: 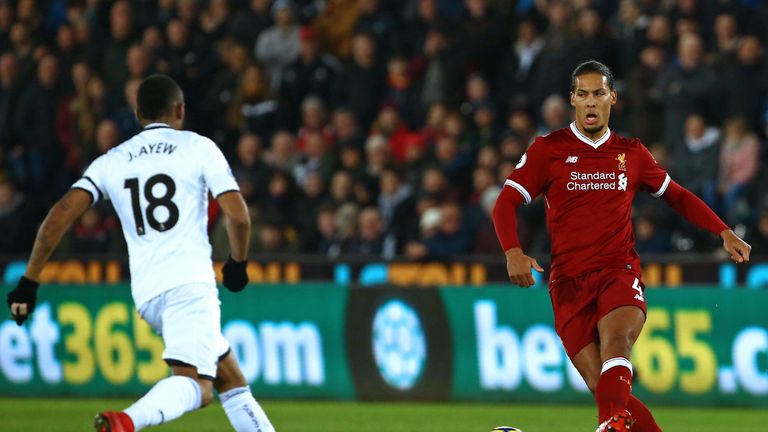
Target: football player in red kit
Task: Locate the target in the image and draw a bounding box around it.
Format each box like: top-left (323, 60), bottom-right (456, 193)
top-left (492, 60), bottom-right (752, 432)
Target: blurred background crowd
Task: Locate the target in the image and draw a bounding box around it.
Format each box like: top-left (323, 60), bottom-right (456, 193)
top-left (0, 0), bottom-right (767, 260)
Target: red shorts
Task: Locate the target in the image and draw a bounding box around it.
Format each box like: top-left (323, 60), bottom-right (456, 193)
top-left (549, 268), bottom-right (647, 359)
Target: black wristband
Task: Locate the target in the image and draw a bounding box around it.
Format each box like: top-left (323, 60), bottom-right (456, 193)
top-left (17, 276), bottom-right (39, 295)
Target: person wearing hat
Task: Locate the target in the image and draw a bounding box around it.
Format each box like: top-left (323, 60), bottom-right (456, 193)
top-left (255, 0), bottom-right (299, 89)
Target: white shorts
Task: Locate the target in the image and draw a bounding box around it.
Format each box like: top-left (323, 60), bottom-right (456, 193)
top-left (138, 283), bottom-right (230, 379)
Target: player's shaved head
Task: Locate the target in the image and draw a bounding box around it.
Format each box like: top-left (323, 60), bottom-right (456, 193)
top-left (571, 60), bottom-right (615, 92)
top-left (137, 73), bottom-right (184, 120)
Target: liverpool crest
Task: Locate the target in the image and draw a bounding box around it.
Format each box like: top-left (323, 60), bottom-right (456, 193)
top-left (616, 153), bottom-right (627, 171)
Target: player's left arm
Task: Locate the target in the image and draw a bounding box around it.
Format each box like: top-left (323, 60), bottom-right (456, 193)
top-left (661, 181), bottom-right (751, 263)
top-left (7, 188), bottom-right (92, 325)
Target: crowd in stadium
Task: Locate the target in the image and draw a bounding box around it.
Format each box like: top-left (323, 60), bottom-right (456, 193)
top-left (0, 0), bottom-right (767, 258)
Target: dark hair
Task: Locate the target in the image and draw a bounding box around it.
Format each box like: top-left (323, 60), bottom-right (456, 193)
top-left (571, 60), bottom-right (615, 92)
top-left (137, 74), bottom-right (183, 120)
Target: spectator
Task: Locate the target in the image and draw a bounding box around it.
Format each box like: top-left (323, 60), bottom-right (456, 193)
top-left (609, 0), bottom-right (648, 76)
top-left (403, 0), bottom-right (447, 58)
top-left (125, 44), bottom-right (152, 82)
top-left (68, 207), bottom-right (116, 253)
top-left (0, 2), bottom-right (13, 54)
top-left (0, 179), bottom-right (35, 253)
top-left (371, 105), bottom-right (412, 163)
top-left (232, 133), bottom-right (271, 204)
top-left (634, 211), bottom-right (670, 254)
top-left (293, 130), bottom-right (337, 185)
top-left (200, 39), bottom-right (251, 149)
top-left (497, 19), bottom-right (544, 111)
top-left (266, 130), bottom-right (300, 172)
top-left (720, 36), bottom-right (767, 133)
top-left (256, 0), bottom-right (300, 89)
top-left (405, 202), bottom-right (472, 260)
top-left (94, 119), bottom-right (120, 158)
top-left (364, 133), bottom-right (391, 179)
top-left (280, 26), bottom-right (340, 127)
top-left (532, 0), bottom-right (574, 108)
top-left (309, 204), bottom-right (339, 254)
top-left (15, 54), bottom-right (65, 192)
top-left (382, 55), bottom-right (423, 128)
top-left (657, 32), bottom-right (718, 147)
top-left (673, 114), bottom-right (720, 199)
top-left (229, 0), bottom-right (273, 48)
top-left (626, 44), bottom-right (665, 145)
top-left (253, 214), bottom-right (301, 254)
top-left (262, 170), bottom-right (300, 229)
top-left (296, 170), bottom-right (328, 231)
top-left (226, 63), bottom-right (283, 143)
top-left (459, 0), bottom-right (507, 82)
top-left (418, 24), bottom-right (463, 108)
top-left (571, 8), bottom-right (615, 68)
top-left (296, 95), bottom-right (335, 151)
top-left (378, 166), bottom-right (416, 253)
top-left (103, 1), bottom-right (135, 98)
top-left (0, 53), bottom-right (20, 151)
top-left (313, 0), bottom-right (360, 60)
top-left (643, 14), bottom-right (674, 58)
top-left (200, 0), bottom-right (232, 41)
top-left (332, 108), bottom-right (365, 150)
top-left (112, 77), bottom-right (141, 141)
top-left (715, 116), bottom-right (761, 224)
top-left (334, 32), bottom-right (385, 130)
top-left (354, 0), bottom-right (399, 64)
top-left (329, 170), bottom-right (355, 206)
top-left (536, 94), bottom-right (570, 136)
top-left (472, 185), bottom-right (501, 254)
top-left (711, 13), bottom-right (739, 66)
top-left (345, 206), bottom-right (387, 256)
top-left (338, 144), bottom-right (366, 180)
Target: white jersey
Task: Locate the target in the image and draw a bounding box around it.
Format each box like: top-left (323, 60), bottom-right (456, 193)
top-left (72, 123), bottom-right (239, 308)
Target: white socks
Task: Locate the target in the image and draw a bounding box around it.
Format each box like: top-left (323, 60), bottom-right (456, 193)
top-left (220, 386), bottom-right (275, 432)
top-left (124, 376), bottom-right (202, 431)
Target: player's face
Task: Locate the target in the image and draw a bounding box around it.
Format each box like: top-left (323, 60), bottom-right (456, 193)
top-left (570, 73), bottom-right (616, 138)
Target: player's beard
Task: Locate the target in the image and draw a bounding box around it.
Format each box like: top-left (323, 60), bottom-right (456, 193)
top-left (583, 123), bottom-right (603, 134)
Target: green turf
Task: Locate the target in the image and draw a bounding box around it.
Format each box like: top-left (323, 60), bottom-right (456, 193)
top-left (0, 398), bottom-right (765, 431)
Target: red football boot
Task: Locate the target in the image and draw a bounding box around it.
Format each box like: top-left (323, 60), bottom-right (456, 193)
top-left (93, 411), bottom-right (135, 432)
top-left (596, 409), bottom-right (635, 432)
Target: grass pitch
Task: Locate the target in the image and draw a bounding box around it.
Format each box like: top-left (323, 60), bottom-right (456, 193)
top-left (0, 398), bottom-right (765, 431)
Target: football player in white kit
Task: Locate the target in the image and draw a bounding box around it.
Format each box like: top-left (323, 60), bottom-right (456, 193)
top-left (7, 74), bottom-right (276, 432)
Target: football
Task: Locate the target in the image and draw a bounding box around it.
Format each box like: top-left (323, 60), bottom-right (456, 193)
top-left (490, 427), bottom-right (524, 432)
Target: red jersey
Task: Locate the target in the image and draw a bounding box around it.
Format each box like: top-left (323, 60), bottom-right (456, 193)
top-left (505, 123), bottom-right (670, 284)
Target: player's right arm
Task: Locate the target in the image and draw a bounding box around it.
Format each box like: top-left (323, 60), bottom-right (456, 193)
top-left (493, 188), bottom-right (544, 287)
top-left (216, 191), bottom-right (251, 262)
top-left (7, 188), bottom-right (92, 325)
top-left (199, 135), bottom-right (251, 292)
top-left (492, 139), bottom-right (548, 287)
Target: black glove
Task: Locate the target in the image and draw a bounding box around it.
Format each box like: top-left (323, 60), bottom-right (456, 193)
top-left (222, 256), bottom-right (248, 292)
top-left (7, 276), bottom-right (39, 325)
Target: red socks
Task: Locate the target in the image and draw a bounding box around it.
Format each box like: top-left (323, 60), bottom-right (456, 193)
top-left (595, 357), bottom-right (633, 423)
top-left (627, 395), bottom-right (662, 432)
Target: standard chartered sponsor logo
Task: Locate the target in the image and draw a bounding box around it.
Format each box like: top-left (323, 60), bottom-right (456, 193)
top-left (566, 171), bottom-right (628, 192)
top-left (618, 173), bottom-right (628, 191)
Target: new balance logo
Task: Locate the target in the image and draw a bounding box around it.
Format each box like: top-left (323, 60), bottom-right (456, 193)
top-left (565, 156), bottom-right (578, 163)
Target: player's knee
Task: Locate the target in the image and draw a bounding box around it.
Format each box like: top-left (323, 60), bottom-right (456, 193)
top-left (601, 333), bottom-right (635, 356)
